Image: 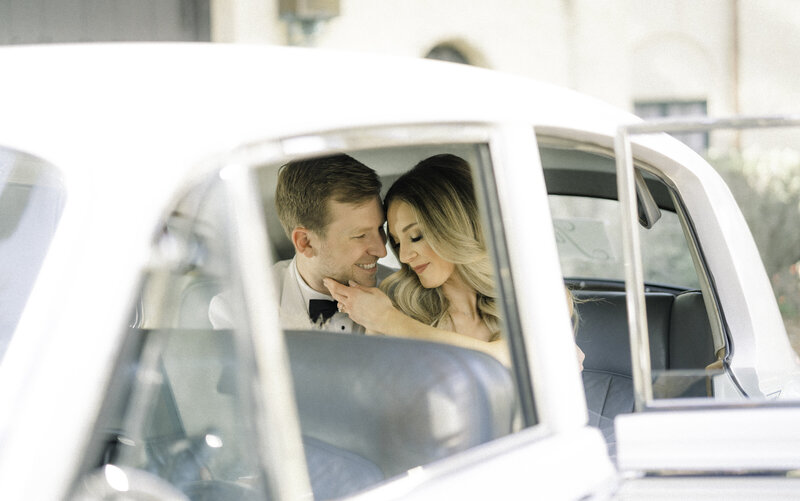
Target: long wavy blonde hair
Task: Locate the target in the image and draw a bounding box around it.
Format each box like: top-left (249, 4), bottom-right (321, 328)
top-left (380, 154), bottom-right (501, 340)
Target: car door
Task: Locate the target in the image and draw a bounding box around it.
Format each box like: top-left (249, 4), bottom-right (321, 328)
top-left (68, 123), bottom-right (615, 500)
top-left (541, 116), bottom-right (800, 498)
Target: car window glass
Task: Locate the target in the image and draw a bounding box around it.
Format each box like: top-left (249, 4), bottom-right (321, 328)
top-left (249, 140), bottom-right (525, 497)
top-left (549, 195), bottom-right (700, 291)
top-left (0, 147), bottom-right (65, 363)
top-left (71, 174), bottom-right (270, 500)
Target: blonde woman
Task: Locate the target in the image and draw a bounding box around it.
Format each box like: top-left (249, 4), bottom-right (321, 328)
top-left (326, 154), bottom-right (583, 369)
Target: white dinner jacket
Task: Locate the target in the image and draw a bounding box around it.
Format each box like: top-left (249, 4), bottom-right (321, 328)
top-left (209, 257), bottom-right (394, 332)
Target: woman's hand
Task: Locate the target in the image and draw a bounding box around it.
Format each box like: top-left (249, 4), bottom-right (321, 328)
top-left (325, 278), bottom-right (512, 367)
top-left (323, 278), bottom-right (398, 333)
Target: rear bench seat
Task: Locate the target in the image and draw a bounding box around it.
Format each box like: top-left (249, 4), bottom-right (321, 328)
top-left (285, 330), bottom-right (516, 498)
top-left (574, 290), bottom-right (717, 457)
top-left (169, 329), bottom-right (516, 500)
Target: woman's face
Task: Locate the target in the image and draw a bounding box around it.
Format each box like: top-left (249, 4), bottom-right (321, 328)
top-left (387, 200), bottom-right (455, 289)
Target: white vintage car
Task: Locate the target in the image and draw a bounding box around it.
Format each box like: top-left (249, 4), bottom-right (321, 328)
top-left (0, 44), bottom-right (799, 500)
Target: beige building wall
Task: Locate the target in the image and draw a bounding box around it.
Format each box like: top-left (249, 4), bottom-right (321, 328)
top-left (739, 0), bottom-right (800, 116)
top-left (628, 1), bottom-right (735, 115)
top-left (210, 0), bottom-right (797, 120)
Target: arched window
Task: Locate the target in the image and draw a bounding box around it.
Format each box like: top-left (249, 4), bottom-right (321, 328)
top-left (425, 44), bottom-right (471, 65)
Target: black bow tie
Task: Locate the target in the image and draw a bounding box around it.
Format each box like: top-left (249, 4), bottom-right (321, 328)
top-left (309, 299), bottom-right (338, 324)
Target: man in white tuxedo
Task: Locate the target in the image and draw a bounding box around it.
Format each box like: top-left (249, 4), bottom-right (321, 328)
top-left (210, 154), bottom-right (390, 333)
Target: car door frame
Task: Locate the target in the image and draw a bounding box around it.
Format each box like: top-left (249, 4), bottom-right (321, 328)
top-left (220, 121), bottom-right (613, 498)
top-left (613, 115), bottom-right (800, 477)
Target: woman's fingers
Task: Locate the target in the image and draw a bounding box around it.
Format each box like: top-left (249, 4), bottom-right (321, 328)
top-left (323, 278), bottom-right (363, 315)
top-left (323, 279), bottom-right (390, 329)
top-left (323, 278), bottom-right (348, 299)
top-left (347, 280), bottom-right (375, 293)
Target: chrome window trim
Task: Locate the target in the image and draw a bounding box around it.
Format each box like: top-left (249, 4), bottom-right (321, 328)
top-left (615, 128), bottom-right (654, 409)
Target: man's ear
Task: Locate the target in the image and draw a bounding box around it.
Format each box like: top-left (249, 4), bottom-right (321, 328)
top-left (292, 227), bottom-right (315, 257)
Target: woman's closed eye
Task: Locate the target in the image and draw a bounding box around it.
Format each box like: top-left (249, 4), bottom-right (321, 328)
top-left (410, 234), bottom-right (423, 243)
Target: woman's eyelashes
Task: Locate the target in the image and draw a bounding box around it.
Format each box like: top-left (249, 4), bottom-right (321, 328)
top-left (389, 233), bottom-right (422, 249)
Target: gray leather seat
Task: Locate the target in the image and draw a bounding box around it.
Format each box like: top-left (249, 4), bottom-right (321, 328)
top-left (213, 330), bottom-right (515, 499)
top-left (302, 435), bottom-right (384, 500)
top-left (286, 330), bottom-right (516, 484)
top-left (575, 290), bottom-right (715, 458)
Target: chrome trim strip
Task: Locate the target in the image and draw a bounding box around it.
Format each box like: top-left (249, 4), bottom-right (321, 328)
top-left (623, 115), bottom-right (800, 134)
top-left (614, 128), bottom-right (653, 411)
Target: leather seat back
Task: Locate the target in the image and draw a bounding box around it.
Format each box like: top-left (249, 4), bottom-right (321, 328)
top-left (285, 330), bottom-right (516, 478)
top-left (574, 290), bottom-right (716, 458)
top-left (669, 291), bottom-right (716, 369)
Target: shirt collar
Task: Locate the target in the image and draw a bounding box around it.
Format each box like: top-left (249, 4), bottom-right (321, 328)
top-left (291, 258), bottom-right (335, 312)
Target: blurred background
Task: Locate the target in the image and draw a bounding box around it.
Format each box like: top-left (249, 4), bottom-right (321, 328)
top-left (2, 1), bottom-right (798, 117)
top-left (1, 0), bottom-right (798, 349)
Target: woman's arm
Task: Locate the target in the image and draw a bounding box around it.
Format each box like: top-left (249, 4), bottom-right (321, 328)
top-left (324, 278), bottom-right (510, 367)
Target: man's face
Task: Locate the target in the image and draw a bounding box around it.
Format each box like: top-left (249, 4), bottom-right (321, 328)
top-left (309, 197), bottom-right (387, 288)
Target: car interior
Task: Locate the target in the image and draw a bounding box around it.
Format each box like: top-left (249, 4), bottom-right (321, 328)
top-left (78, 143), bottom-right (521, 500)
top-left (540, 139), bottom-right (722, 456)
top-left (76, 136), bottom-right (726, 499)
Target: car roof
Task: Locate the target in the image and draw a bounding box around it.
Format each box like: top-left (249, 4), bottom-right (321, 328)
top-left (0, 42), bottom-right (708, 223)
top-left (0, 43), bottom-right (714, 381)
top-left (0, 42), bottom-right (637, 154)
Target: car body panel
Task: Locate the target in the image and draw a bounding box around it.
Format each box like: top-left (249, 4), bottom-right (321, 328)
top-left (615, 477), bottom-right (800, 501)
top-left (0, 43), bottom-right (798, 499)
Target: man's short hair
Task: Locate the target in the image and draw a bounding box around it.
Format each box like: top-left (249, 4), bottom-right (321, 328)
top-left (275, 154), bottom-right (382, 237)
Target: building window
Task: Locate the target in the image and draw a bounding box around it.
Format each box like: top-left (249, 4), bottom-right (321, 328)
top-left (634, 100), bottom-right (708, 154)
top-left (425, 44), bottom-right (470, 65)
